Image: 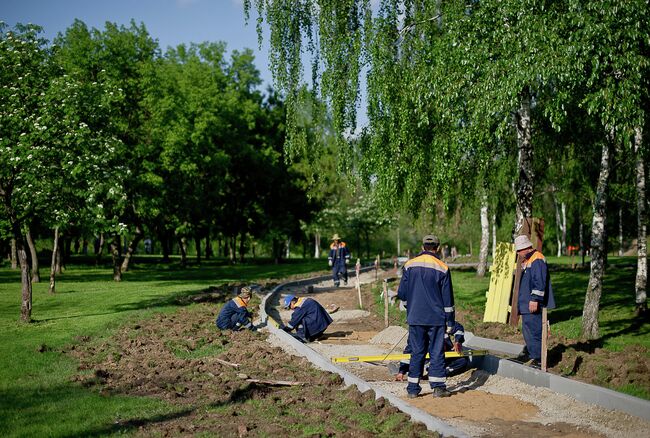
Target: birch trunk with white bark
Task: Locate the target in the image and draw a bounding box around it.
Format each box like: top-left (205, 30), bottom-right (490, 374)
top-left (582, 142), bottom-right (611, 339)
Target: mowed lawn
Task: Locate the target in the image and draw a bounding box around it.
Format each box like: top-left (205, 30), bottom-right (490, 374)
top-left (0, 257), bottom-right (325, 437)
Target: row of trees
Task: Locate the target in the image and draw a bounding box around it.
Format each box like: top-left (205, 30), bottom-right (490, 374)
top-left (1, 20), bottom-right (338, 321)
top-left (245, 0), bottom-right (649, 338)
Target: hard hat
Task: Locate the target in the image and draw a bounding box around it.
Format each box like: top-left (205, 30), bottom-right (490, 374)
top-left (238, 286), bottom-right (252, 299)
top-left (331, 233), bottom-right (341, 241)
top-left (422, 234), bottom-right (440, 245)
top-left (283, 294), bottom-right (296, 309)
top-left (514, 235), bottom-right (533, 251)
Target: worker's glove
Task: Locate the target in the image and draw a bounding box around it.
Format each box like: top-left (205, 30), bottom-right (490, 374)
top-left (345, 259), bottom-right (349, 264)
top-left (328, 261), bottom-right (333, 267)
top-left (446, 325), bottom-right (453, 334)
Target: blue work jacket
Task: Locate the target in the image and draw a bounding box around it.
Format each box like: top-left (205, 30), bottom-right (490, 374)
top-left (517, 250), bottom-right (556, 314)
top-left (286, 297), bottom-right (333, 338)
top-left (216, 297), bottom-right (252, 330)
top-left (397, 251), bottom-right (455, 327)
top-left (328, 242), bottom-right (350, 267)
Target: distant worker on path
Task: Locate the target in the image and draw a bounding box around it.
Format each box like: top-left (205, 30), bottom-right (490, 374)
top-left (328, 234), bottom-right (350, 287)
top-left (281, 295), bottom-right (333, 342)
top-left (397, 234), bottom-right (456, 398)
top-left (394, 321), bottom-right (469, 381)
top-left (216, 286), bottom-right (256, 331)
top-left (514, 235), bottom-right (555, 368)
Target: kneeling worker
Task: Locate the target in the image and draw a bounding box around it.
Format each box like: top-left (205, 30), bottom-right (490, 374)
top-left (216, 286), bottom-right (256, 331)
top-left (395, 321), bottom-right (469, 381)
top-left (281, 295), bottom-right (333, 342)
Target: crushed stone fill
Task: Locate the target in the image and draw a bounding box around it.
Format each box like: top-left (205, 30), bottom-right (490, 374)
top-left (369, 325), bottom-right (409, 346)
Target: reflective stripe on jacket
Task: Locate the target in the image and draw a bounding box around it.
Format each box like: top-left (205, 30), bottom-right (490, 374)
top-left (328, 242), bottom-right (350, 266)
top-left (517, 251), bottom-right (556, 314)
top-left (397, 251), bottom-right (455, 326)
top-left (216, 297), bottom-right (252, 329)
top-left (287, 297), bottom-right (333, 338)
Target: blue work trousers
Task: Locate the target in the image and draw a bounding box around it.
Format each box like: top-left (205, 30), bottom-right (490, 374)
top-left (521, 312), bottom-right (543, 361)
top-left (406, 325), bottom-right (446, 395)
top-left (331, 263), bottom-right (348, 285)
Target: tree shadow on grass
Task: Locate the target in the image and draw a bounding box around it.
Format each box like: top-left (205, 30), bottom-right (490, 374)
top-left (547, 311), bottom-right (650, 370)
top-left (34, 287), bottom-right (232, 323)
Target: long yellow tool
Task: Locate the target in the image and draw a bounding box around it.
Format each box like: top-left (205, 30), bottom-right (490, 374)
top-left (331, 350), bottom-right (488, 363)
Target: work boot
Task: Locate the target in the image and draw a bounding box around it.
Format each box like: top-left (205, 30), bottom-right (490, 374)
top-left (524, 359), bottom-right (541, 369)
top-left (334, 282), bottom-right (340, 288)
top-left (431, 387), bottom-right (452, 398)
top-left (343, 280), bottom-right (348, 286)
top-left (406, 392), bottom-right (419, 399)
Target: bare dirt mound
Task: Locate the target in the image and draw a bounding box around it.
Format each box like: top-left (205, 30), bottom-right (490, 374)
top-left (66, 290), bottom-right (438, 437)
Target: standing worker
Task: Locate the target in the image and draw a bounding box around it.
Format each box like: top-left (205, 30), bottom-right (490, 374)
top-left (328, 234), bottom-right (350, 287)
top-left (281, 295), bottom-right (333, 342)
top-left (397, 234), bottom-right (456, 398)
top-left (514, 235), bottom-right (556, 368)
top-left (216, 286), bottom-right (256, 331)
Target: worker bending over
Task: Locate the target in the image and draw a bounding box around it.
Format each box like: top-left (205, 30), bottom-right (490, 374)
top-left (216, 286), bottom-right (256, 331)
top-left (281, 295), bottom-right (333, 342)
top-left (395, 321), bottom-right (469, 381)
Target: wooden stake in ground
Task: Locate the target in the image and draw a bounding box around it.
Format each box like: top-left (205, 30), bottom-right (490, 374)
top-left (355, 259), bottom-right (363, 309)
top-left (383, 280), bottom-right (389, 328)
top-left (541, 307), bottom-right (548, 372)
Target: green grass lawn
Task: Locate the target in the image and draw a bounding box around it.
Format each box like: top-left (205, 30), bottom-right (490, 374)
top-left (0, 256), bottom-right (325, 437)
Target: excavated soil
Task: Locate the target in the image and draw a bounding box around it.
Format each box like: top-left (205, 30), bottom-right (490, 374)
top-left (66, 285), bottom-right (437, 437)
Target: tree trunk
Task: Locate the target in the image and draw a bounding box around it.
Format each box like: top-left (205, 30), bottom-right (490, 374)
top-left (161, 232), bottom-right (171, 262)
top-left (109, 235), bottom-right (122, 281)
top-left (95, 233), bottom-right (105, 265)
top-left (492, 212), bottom-right (497, 259)
top-left (552, 188), bottom-right (562, 257)
top-left (195, 236), bottom-right (202, 264)
top-left (25, 225), bottom-right (40, 283)
top-left (513, 88), bottom-right (534, 238)
top-left (285, 238), bottom-right (291, 259)
top-left (314, 232), bottom-right (321, 258)
top-left (17, 234), bottom-right (32, 322)
top-left (579, 221), bottom-right (585, 267)
top-left (634, 126), bottom-right (647, 314)
top-left (239, 232), bottom-right (246, 263)
top-left (54, 233), bottom-right (63, 275)
top-left (49, 227), bottom-right (59, 294)
top-left (618, 206), bottom-right (624, 256)
top-left (477, 192), bottom-right (489, 277)
top-left (206, 234), bottom-right (212, 259)
top-left (121, 224), bottom-right (144, 272)
top-left (178, 236), bottom-right (188, 266)
top-left (582, 142), bottom-right (611, 339)
top-left (11, 238), bottom-right (17, 269)
top-left (561, 202), bottom-right (567, 255)
top-left (397, 223), bottom-right (401, 257)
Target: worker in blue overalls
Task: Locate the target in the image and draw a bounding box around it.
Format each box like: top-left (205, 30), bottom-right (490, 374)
top-left (397, 234), bottom-right (456, 398)
top-left (394, 321), bottom-right (469, 381)
top-left (281, 294), bottom-right (333, 342)
top-left (328, 234), bottom-right (350, 287)
top-left (514, 234), bottom-right (556, 368)
top-left (216, 286), bottom-right (256, 331)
